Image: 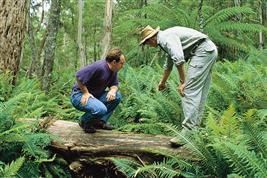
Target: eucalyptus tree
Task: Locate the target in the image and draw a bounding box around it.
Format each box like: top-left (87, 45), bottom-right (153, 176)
top-left (41, 0), bottom-right (61, 93)
top-left (0, 0), bottom-right (29, 85)
top-left (27, 0), bottom-right (48, 78)
top-left (101, 0), bottom-right (113, 59)
top-left (77, 0), bottom-right (86, 67)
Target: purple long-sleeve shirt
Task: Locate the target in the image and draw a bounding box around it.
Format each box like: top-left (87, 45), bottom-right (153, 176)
top-left (72, 59), bottom-right (119, 98)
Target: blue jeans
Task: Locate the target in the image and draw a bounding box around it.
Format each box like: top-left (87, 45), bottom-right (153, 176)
top-left (70, 90), bottom-right (122, 123)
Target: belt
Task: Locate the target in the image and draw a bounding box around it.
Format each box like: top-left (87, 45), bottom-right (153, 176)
top-left (191, 38), bottom-right (207, 53)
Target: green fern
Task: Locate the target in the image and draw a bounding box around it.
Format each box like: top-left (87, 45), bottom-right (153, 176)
top-left (241, 109), bottom-right (267, 158)
top-left (218, 141), bottom-right (267, 177)
top-left (111, 158), bottom-right (141, 178)
top-left (0, 157), bottom-right (25, 178)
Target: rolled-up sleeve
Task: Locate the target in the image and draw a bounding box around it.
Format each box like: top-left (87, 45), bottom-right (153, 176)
top-left (163, 56), bottom-right (174, 70)
top-left (161, 35), bottom-right (185, 67)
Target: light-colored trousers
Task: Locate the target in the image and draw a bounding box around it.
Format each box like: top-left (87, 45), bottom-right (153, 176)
top-left (182, 39), bottom-right (218, 130)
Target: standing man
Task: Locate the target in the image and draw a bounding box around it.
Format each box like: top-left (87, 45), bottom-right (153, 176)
top-left (139, 25), bottom-right (218, 145)
top-left (71, 48), bottom-right (125, 133)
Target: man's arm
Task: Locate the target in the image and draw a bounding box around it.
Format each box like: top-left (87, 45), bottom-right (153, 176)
top-left (177, 64), bottom-right (186, 96)
top-left (77, 77), bottom-right (94, 106)
top-left (158, 69), bottom-right (171, 91)
top-left (106, 85), bottom-right (118, 101)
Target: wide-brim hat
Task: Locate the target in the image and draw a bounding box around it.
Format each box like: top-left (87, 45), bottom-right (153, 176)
top-left (139, 25), bottom-right (160, 45)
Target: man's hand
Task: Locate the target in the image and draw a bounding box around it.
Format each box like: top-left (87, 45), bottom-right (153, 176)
top-left (106, 90), bottom-right (116, 101)
top-left (178, 83), bottom-right (186, 97)
top-left (81, 93), bottom-right (94, 106)
top-left (158, 80), bottom-right (166, 91)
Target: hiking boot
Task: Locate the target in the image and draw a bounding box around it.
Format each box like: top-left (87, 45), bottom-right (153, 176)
top-left (169, 137), bottom-right (184, 147)
top-left (169, 128), bottom-right (192, 147)
top-left (93, 119), bottom-right (114, 130)
top-left (79, 120), bottom-right (96, 133)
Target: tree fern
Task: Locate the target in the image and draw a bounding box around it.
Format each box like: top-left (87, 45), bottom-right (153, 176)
top-left (204, 7), bottom-right (255, 26)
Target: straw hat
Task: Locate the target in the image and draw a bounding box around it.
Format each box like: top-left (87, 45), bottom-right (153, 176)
top-left (139, 25), bottom-right (160, 45)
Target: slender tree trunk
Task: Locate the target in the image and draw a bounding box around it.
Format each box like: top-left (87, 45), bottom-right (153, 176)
top-left (101, 0), bottom-right (113, 59)
top-left (77, 0), bottom-right (86, 67)
top-left (41, 0), bottom-right (61, 93)
top-left (259, 0), bottom-right (264, 49)
top-left (0, 0), bottom-right (29, 85)
top-left (234, 0), bottom-right (242, 21)
top-left (259, 0), bottom-right (266, 49)
top-left (28, 0), bottom-right (46, 78)
top-left (27, 11), bottom-right (38, 78)
top-left (198, 0), bottom-right (204, 32)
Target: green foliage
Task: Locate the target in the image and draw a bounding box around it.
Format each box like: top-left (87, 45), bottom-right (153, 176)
top-left (113, 64), bottom-right (183, 132)
top-left (0, 157), bottom-right (25, 178)
top-left (0, 72), bottom-right (13, 102)
top-left (208, 50), bottom-right (267, 112)
top-left (218, 141), bottom-right (267, 177)
top-left (112, 157), bottom-right (200, 178)
top-left (0, 97), bottom-right (71, 178)
top-left (114, 105), bottom-right (267, 177)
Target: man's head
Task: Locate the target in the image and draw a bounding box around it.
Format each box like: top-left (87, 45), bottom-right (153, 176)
top-left (106, 48), bottom-right (125, 72)
top-left (139, 25), bottom-right (160, 47)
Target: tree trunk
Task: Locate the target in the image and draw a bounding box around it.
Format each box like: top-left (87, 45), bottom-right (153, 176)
top-left (101, 0), bottom-right (113, 59)
top-left (27, 11), bottom-right (38, 79)
top-left (28, 0), bottom-right (46, 78)
top-left (77, 0), bottom-right (86, 67)
top-left (259, 0), bottom-right (266, 49)
top-left (198, 0), bottom-right (204, 32)
top-left (0, 0), bottom-right (29, 85)
top-left (234, 0), bottom-right (242, 21)
top-left (41, 0), bottom-right (61, 93)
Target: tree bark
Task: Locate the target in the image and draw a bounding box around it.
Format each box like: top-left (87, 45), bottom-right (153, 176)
top-left (101, 0), bottom-right (113, 59)
top-left (234, 0), bottom-right (242, 21)
top-left (0, 0), bottom-right (29, 85)
top-left (27, 10), bottom-right (38, 79)
top-left (198, 0), bottom-right (204, 32)
top-left (259, 0), bottom-right (266, 49)
top-left (41, 0), bottom-right (61, 93)
top-left (77, 0), bottom-right (86, 67)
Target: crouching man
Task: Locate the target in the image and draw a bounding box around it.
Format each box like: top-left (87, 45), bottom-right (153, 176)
top-left (70, 48), bottom-right (125, 133)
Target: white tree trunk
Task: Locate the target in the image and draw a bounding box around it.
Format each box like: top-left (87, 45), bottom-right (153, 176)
top-left (101, 0), bottom-right (113, 59)
top-left (234, 0), bottom-right (242, 21)
top-left (259, 0), bottom-right (264, 49)
top-left (77, 0), bottom-right (86, 67)
top-left (198, 0), bottom-right (204, 32)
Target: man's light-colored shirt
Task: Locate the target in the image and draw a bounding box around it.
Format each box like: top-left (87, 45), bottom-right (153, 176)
top-left (157, 26), bottom-right (208, 70)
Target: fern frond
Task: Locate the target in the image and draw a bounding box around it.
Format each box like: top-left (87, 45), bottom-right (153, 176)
top-left (205, 7), bottom-right (254, 26)
top-left (134, 161), bottom-right (181, 178)
top-left (219, 142), bottom-right (267, 177)
top-left (241, 110), bottom-right (267, 158)
top-left (111, 158), bottom-right (141, 178)
top-left (216, 22), bottom-right (267, 34)
top-left (1, 157), bottom-right (25, 178)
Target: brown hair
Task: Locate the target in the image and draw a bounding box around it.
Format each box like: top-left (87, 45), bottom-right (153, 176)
top-left (105, 48), bottom-right (124, 63)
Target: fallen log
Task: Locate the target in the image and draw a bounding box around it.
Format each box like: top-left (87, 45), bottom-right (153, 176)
top-left (20, 118), bottom-right (195, 177)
